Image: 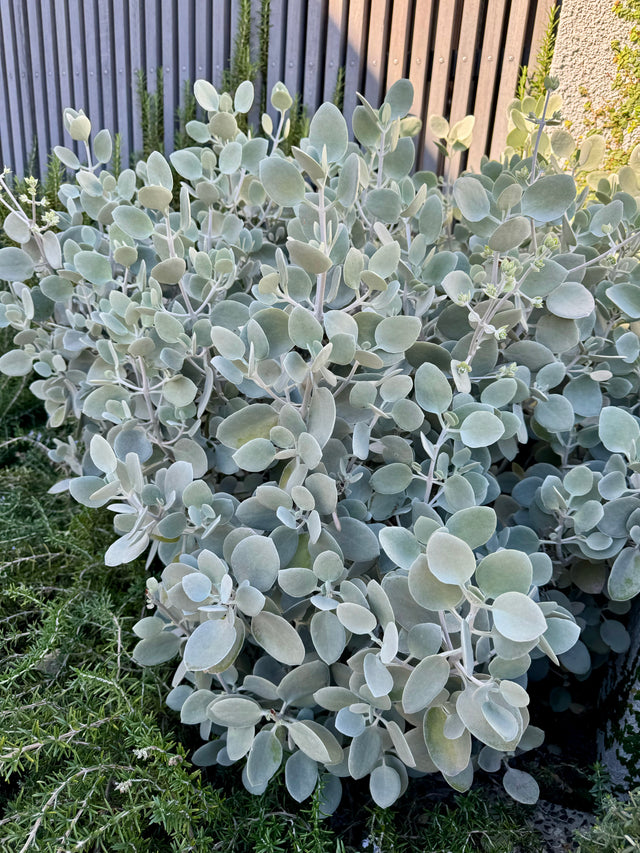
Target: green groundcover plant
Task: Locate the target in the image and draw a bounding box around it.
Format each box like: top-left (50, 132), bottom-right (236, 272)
top-left (0, 74), bottom-right (639, 815)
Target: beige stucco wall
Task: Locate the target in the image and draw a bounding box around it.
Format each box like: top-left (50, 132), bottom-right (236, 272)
top-left (551, 0), bottom-right (630, 143)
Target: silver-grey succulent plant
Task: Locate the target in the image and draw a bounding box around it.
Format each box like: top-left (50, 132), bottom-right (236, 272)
top-left (1, 74), bottom-right (639, 812)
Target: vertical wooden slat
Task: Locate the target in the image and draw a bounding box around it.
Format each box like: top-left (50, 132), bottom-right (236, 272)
top-left (249, 0), bottom-right (264, 124)
top-left (40, 0), bottom-right (63, 151)
top-left (230, 0), bottom-right (240, 59)
top-left (343, 0), bottom-right (367, 120)
top-left (144, 0), bottom-right (159, 89)
top-left (83, 1), bottom-right (102, 130)
top-left (25, 0), bottom-right (49, 176)
top-left (177, 0), bottom-right (194, 144)
top-left (386, 0), bottom-right (411, 88)
top-left (128, 0), bottom-right (144, 158)
top-left (303, 0), bottom-right (325, 112)
top-left (113, 0), bottom-right (131, 165)
top-left (13, 1), bottom-right (36, 173)
top-left (323, 0), bottom-right (346, 102)
top-left (266, 0), bottom-right (286, 122)
top-left (161, 0), bottom-right (176, 155)
top-left (193, 0), bottom-right (208, 83)
top-left (1, 3), bottom-right (25, 174)
top-left (466, 0), bottom-right (507, 170)
top-left (449, 0), bottom-right (482, 122)
top-left (98, 0), bottom-right (116, 135)
top-left (284, 1), bottom-right (305, 98)
top-left (0, 10), bottom-right (15, 172)
top-left (54, 0), bottom-right (74, 135)
top-left (422, 0), bottom-right (457, 171)
top-left (364, 0), bottom-right (389, 107)
top-left (448, 0), bottom-right (483, 176)
top-left (211, 0), bottom-right (229, 87)
top-left (408, 0), bottom-right (435, 119)
top-left (489, 0), bottom-right (530, 159)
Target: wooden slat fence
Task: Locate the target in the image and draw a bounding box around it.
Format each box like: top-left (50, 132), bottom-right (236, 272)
top-left (0, 0), bottom-right (556, 179)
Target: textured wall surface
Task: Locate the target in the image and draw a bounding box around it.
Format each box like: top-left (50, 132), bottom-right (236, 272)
top-left (551, 0), bottom-right (630, 142)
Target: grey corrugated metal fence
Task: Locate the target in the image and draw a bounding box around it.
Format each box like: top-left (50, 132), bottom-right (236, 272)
top-left (0, 0), bottom-right (555, 179)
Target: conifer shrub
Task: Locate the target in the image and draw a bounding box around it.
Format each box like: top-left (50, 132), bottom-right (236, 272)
top-left (0, 75), bottom-right (639, 813)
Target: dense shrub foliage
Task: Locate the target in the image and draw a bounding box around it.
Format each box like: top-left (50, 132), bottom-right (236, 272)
top-left (0, 75), bottom-right (639, 813)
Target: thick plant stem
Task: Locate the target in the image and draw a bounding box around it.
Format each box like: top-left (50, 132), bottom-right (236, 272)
top-left (529, 89), bottom-right (551, 184)
top-left (314, 182), bottom-right (328, 322)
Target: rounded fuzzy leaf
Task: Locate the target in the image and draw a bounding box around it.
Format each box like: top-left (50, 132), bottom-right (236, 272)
top-left (476, 550), bottom-right (532, 598)
top-left (0, 247), bottom-right (35, 281)
top-left (453, 177), bottom-right (490, 221)
top-left (336, 602), bottom-right (376, 634)
top-left (379, 527), bottom-right (421, 571)
top-left (599, 407), bottom-right (640, 456)
top-left (246, 729), bottom-right (282, 788)
top-left (408, 554), bottom-right (464, 611)
top-left (311, 610), bottom-right (346, 664)
top-left (426, 531), bottom-right (476, 585)
top-left (365, 188), bottom-right (403, 223)
top-left (151, 258), bottom-right (186, 284)
top-left (218, 141), bottom-right (243, 175)
top-left (252, 612), bottom-right (306, 665)
top-left (521, 174), bottom-right (576, 222)
top-left (547, 281), bottom-right (594, 319)
top-left (232, 437), bottom-right (276, 472)
top-left (163, 375), bottom-right (197, 407)
top-left (74, 251), bottom-right (112, 285)
top-left (370, 765), bottom-right (402, 808)
top-left (309, 102), bottom-right (349, 161)
top-left (375, 316), bottom-right (421, 353)
top-left (3, 211), bottom-right (31, 243)
top-left (194, 79), bottom-right (219, 110)
top-left (534, 394), bottom-right (575, 432)
top-left (425, 706), bottom-right (472, 777)
top-left (492, 592), bottom-right (547, 642)
top-left (414, 362), bottom-right (452, 413)
top-left (181, 572), bottom-right (212, 602)
top-left (208, 696), bottom-right (263, 727)
top-left (289, 720), bottom-right (343, 764)
top-left (90, 434), bottom-right (117, 474)
top-left (231, 535), bottom-right (279, 591)
top-left (133, 632), bottom-right (180, 666)
top-left (488, 216), bottom-right (531, 252)
top-left (364, 653), bottom-right (394, 697)
top-left (285, 751), bottom-right (318, 802)
top-left (260, 158), bottom-right (306, 207)
top-left (384, 78), bottom-right (414, 118)
top-left (147, 151), bottom-right (174, 190)
top-left (503, 768), bottom-right (539, 804)
top-left (446, 507), bottom-right (496, 549)
top-left (608, 548), bottom-right (640, 601)
top-left (39, 275), bottom-right (73, 302)
top-left (183, 618), bottom-right (237, 671)
top-left (112, 205), bottom-right (154, 239)
top-left (216, 404), bottom-right (279, 450)
top-left (68, 476), bottom-right (109, 508)
top-left (402, 654), bottom-right (450, 714)
top-left (286, 238), bottom-right (332, 274)
top-left (369, 462), bottom-right (413, 495)
top-left (234, 79), bottom-right (255, 113)
top-left (460, 411), bottom-right (505, 448)
top-left (0, 349), bottom-right (32, 377)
